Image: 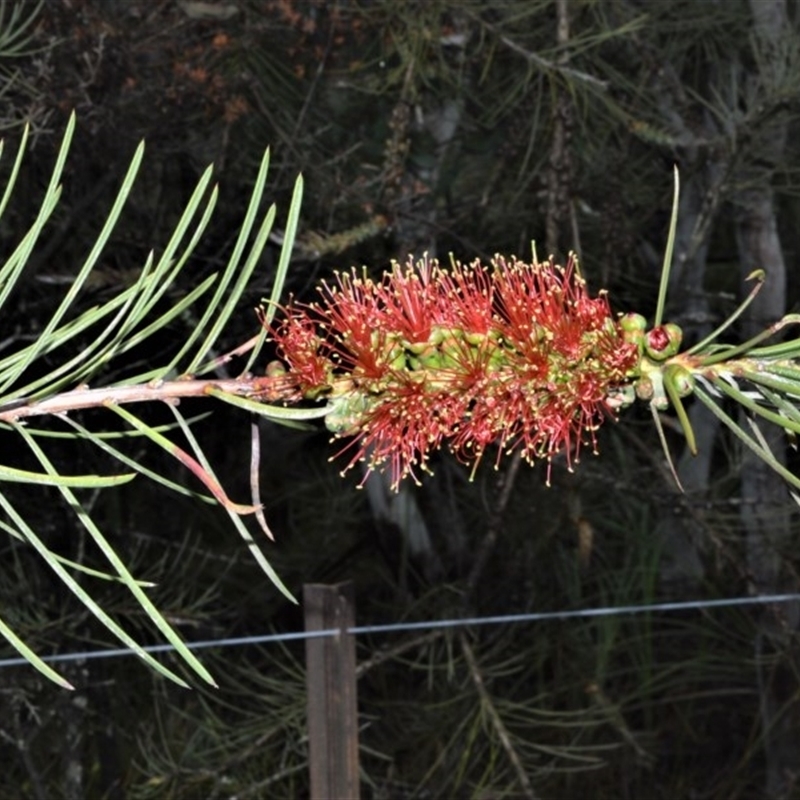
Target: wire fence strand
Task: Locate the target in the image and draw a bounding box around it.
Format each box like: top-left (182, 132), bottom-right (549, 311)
top-left (1, 592), bottom-right (798, 669)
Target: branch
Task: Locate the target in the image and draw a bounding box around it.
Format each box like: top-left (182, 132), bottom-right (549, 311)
top-left (471, 13), bottom-right (609, 91)
top-left (460, 633), bottom-right (540, 800)
top-left (0, 376), bottom-right (298, 423)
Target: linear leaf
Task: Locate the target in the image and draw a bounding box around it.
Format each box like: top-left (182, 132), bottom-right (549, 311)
top-left (0, 277), bottom-right (142, 381)
top-left (119, 165), bottom-right (216, 332)
top-left (747, 339), bottom-right (800, 359)
top-left (0, 490), bottom-right (191, 687)
top-left (206, 387), bottom-right (331, 421)
top-left (0, 183), bottom-right (61, 320)
top-left (757, 386), bottom-right (800, 425)
top-left (0, 462), bottom-right (134, 487)
top-left (693, 384), bottom-right (800, 492)
top-left (0, 0), bottom-right (45, 56)
top-left (7, 412), bottom-right (213, 440)
top-left (0, 517), bottom-right (155, 585)
top-left (0, 127), bottom-right (143, 391)
top-left (105, 404), bottom-right (257, 515)
top-left (58, 416), bottom-right (216, 504)
top-left (0, 112), bottom-right (73, 321)
top-left (739, 368), bottom-right (800, 399)
top-left (0, 118), bottom-right (27, 221)
top-left (108, 273), bottom-right (219, 385)
top-left (143, 187), bottom-right (227, 377)
top-left (243, 172), bottom-right (304, 374)
top-left (168, 404), bottom-right (297, 603)
top-left (712, 375), bottom-right (800, 435)
top-left (0, 614), bottom-right (73, 690)
top-left (15, 424), bottom-right (217, 687)
top-left (6, 254), bottom-right (157, 401)
top-left (654, 165), bottom-right (679, 328)
top-left (184, 147), bottom-right (272, 375)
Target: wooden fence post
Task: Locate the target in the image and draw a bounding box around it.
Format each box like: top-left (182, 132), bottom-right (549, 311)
top-left (304, 581), bottom-right (360, 799)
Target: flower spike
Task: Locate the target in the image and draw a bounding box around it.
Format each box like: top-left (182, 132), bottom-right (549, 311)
top-left (266, 254), bottom-right (638, 488)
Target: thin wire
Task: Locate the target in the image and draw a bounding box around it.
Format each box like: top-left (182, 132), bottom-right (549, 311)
top-left (1, 592), bottom-right (797, 669)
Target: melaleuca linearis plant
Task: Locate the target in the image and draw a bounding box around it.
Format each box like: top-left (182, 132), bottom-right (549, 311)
top-left (1, 121), bottom-right (798, 690)
top-left (261, 168), bottom-right (800, 500)
top-left (261, 252), bottom-right (638, 487)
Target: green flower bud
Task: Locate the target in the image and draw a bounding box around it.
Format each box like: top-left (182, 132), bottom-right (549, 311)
top-left (464, 330), bottom-right (488, 346)
top-left (388, 349), bottom-right (408, 371)
top-left (325, 391), bottom-right (373, 435)
top-left (634, 377), bottom-right (654, 401)
top-left (620, 313), bottom-right (647, 332)
top-left (665, 364), bottom-right (694, 398)
top-left (404, 340), bottom-right (429, 355)
top-left (265, 360), bottom-right (286, 377)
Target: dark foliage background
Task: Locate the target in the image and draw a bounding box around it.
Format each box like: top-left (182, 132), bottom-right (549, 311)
top-left (2, 0), bottom-right (800, 798)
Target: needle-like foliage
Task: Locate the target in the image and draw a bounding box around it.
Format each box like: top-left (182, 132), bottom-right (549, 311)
top-left (0, 114), bottom-right (305, 688)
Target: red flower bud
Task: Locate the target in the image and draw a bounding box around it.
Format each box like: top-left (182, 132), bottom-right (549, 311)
top-left (645, 323), bottom-right (682, 360)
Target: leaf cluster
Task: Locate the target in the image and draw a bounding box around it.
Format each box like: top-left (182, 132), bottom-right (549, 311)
top-left (0, 112), bottom-right (303, 688)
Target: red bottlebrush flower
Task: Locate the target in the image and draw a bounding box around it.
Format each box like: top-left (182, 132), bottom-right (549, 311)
top-left (265, 254), bottom-right (639, 488)
top-left (433, 257), bottom-right (496, 337)
top-left (370, 255), bottom-right (442, 346)
top-left (332, 376), bottom-right (467, 485)
top-left (266, 306), bottom-right (333, 396)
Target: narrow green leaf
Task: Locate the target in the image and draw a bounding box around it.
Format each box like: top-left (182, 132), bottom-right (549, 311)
top-left (9, 166), bottom-right (221, 398)
top-left (0, 277), bottom-right (143, 383)
top-left (0, 128), bottom-right (143, 392)
top-left (650, 402), bottom-right (683, 491)
top-left (120, 166), bottom-right (216, 331)
top-left (0, 0), bottom-right (45, 56)
top-left (0, 490), bottom-right (192, 688)
top-left (756, 386), bottom-right (800, 425)
top-left (0, 111), bottom-right (75, 319)
top-left (762, 362), bottom-right (800, 382)
top-left (654, 165), bottom-right (679, 328)
top-left (185, 201), bottom-right (277, 376)
top-left (686, 270), bottom-right (765, 356)
top-left (0, 119), bottom-right (28, 222)
top-left (106, 404), bottom-right (257, 515)
top-left (747, 332), bottom-right (800, 358)
top-left (662, 372), bottom-right (697, 455)
top-left (5, 254), bottom-right (157, 402)
top-left (0, 517), bottom-right (155, 585)
top-left (60, 415), bottom-right (216, 505)
top-left (746, 416), bottom-right (787, 462)
top-left (0, 614), bottom-right (74, 690)
top-left (693, 384), bottom-right (800, 492)
top-left (184, 147), bottom-right (272, 376)
top-left (244, 172), bottom-right (304, 374)
top-left (6, 412), bottom-right (213, 440)
top-left (700, 315), bottom-right (800, 366)
top-left (0, 179), bottom-right (61, 320)
top-left (15, 425), bottom-right (217, 687)
top-left (107, 273), bottom-right (219, 384)
top-left (168, 405), bottom-right (297, 603)
top-left (48, 252), bottom-right (157, 392)
top-left (0, 463), bottom-right (134, 487)
top-left (739, 368), bottom-right (800, 400)
top-left (153, 187), bottom-right (255, 377)
top-left (205, 387), bottom-right (331, 421)
top-left (711, 375), bottom-right (800, 436)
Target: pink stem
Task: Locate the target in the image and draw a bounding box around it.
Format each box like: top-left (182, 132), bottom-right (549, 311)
top-left (0, 376), bottom-right (284, 423)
